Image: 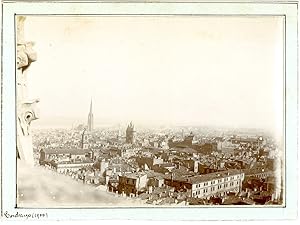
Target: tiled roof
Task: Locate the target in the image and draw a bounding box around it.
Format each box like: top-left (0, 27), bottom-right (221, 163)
top-left (145, 170), bottom-right (165, 179)
top-left (166, 169), bottom-right (243, 184)
top-left (188, 169), bottom-right (243, 184)
top-left (120, 172), bottom-right (147, 179)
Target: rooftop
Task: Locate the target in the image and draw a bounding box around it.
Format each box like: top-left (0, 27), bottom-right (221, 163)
top-left (243, 167), bottom-right (273, 175)
top-left (145, 170), bottom-right (165, 179)
top-left (56, 159), bottom-right (94, 165)
top-left (172, 147), bottom-right (198, 154)
top-left (188, 169), bottom-right (243, 184)
top-left (120, 172), bottom-right (147, 179)
top-left (166, 169), bottom-right (243, 184)
top-left (43, 148), bottom-right (91, 155)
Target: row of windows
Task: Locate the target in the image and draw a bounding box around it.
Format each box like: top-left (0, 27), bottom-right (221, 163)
top-left (251, 173), bottom-right (271, 178)
top-left (124, 178), bottom-right (136, 185)
top-left (193, 192), bottom-right (228, 198)
top-left (210, 179), bottom-right (224, 185)
top-left (195, 181), bottom-right (240, 192)
top-left (195, 178), bottom-right (241, 188)
top-left (193, 181), bottom-right (240, 196)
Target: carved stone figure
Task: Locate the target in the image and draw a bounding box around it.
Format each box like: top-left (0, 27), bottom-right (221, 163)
top-left (16, 16), bottom-right (39, 166)
top-left (17, 41), bottom-right (37, 71)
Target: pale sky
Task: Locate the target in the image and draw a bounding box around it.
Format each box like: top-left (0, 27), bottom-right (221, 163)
top-left (23, 16), bottom-right (284, 132)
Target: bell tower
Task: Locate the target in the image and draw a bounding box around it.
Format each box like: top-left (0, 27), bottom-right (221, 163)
top-left (126, 121), bottom-right (135, 144)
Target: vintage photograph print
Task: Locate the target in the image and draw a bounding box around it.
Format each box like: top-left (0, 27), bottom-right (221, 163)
top-left (16, 15), bottom-right (285, 208)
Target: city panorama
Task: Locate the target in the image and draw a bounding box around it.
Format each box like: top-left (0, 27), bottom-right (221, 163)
top-left (16, 16), bottom-right (284, 207)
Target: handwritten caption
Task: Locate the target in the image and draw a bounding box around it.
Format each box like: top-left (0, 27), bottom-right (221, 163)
top-left (4, 211), bottom-right (48, 220)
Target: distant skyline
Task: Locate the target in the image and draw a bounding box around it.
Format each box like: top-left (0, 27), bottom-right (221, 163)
top-left (23, 16), bottom-right (284, 137)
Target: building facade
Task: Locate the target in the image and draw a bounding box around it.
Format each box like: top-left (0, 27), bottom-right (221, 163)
top-left (39, 148), bottom-right (93, 163)
top-left (118, 172), bottom-right (147, 196)
top-left (190, 170), bottom-right (244, 199)
top-left (165, 169), bottom-right (244, 199)
top-left (56, 162), bottom-right (94, 173)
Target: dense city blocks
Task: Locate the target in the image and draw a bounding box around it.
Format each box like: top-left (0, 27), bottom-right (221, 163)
top-left (29, 123), bottom-right (282, 206)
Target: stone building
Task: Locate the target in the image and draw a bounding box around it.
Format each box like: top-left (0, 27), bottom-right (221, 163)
top-left (189, 169), bottom-right (244, 199)
top-left (39, 148), bottom-right (93, 163)
top-left (118, 172), bottom-right (147, 196)
top-left (126, 121), bottom-right (135, 144)
top-left (165, 169), bottom-right (244, 199)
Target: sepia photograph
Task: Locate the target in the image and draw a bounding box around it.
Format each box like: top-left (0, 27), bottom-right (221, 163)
top-left (0, 0), bottom-right (298, 222)
top-left (15, 14), bottom-right (285, 208)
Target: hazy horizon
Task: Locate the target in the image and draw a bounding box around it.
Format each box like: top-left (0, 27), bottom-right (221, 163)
top-left (30, 114), bottom-right (275, 132)
top-left (22, 16), bottom-right (284, 138)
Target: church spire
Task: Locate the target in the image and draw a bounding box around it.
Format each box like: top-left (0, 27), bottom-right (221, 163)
top-left (89, 98), bottom-right (93, 114)
top-left (87, 98), bottom-right (94, 131)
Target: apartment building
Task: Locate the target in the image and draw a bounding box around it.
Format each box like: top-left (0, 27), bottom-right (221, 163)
top-left (190, 169), bottom-right (244, 198)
